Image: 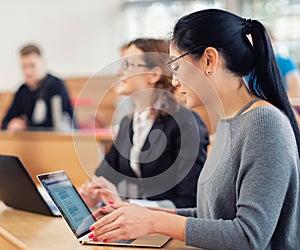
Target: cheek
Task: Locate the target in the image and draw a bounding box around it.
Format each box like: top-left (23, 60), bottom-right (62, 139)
top-left (186, 88), bottom-right (202, 108)
top-left (118, 74), bottom-right (147, 95)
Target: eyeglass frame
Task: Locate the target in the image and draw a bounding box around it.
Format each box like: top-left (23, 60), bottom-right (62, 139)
top-left (166, 45), bottom-right (209, 76)
top-left (121, 58), bottom-right (150, 70)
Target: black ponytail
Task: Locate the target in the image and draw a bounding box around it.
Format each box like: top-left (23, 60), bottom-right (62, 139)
top-left (249, 20), bottom-right (300, 156)
top-left (172, 9), bottom-right (300, 156)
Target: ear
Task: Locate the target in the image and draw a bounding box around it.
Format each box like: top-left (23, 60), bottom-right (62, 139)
top-left (148, 66), bottom-right (163, 85)
top-left (203, 47), bottom-right (218, 76)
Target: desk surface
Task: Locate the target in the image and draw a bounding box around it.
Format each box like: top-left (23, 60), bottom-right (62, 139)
top-left (0, 130), bottom-right (115, 187)
top-left (0, 129), bottom-right (115, 142)
top-left (0, 202), bottom-right (200, 250)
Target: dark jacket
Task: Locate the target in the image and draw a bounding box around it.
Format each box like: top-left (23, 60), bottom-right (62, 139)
top-left (95, 106), bottom-right (209, 208)
top-left (1, 73), bottom-right (75, 130)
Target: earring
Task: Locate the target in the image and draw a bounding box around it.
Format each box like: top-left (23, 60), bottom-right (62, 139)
top-left (173, 79), bottom-right (180, 87)
top-left (207, 70), bottom-right (211, 75)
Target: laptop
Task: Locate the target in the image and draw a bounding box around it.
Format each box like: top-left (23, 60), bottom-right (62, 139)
top-left (0, 155), bottom-right (60, 217)
top-left (37, 170), bottom-right (171, 247)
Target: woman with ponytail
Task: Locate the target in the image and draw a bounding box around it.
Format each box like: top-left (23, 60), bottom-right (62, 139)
top-left (89, 10), bottom-right (299, 250)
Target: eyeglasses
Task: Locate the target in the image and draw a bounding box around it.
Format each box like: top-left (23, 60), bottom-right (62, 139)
top-left (121, 59), bottom-right (149, 70)
top-left (167, 45), bottom-right (208, 76)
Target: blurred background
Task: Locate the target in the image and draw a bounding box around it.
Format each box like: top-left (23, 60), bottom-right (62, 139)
top-left (1, 0), bottom-right (299, 91)
top-left (0, 0), bottom-right (300, 128)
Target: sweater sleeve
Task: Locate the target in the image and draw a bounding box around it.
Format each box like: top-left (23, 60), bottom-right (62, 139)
top-left (184, 111), bottom-right (299, 250)
top-left (176, 208), bottom-right (198, 217)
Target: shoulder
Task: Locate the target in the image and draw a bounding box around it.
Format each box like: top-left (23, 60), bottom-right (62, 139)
top-left (42, 74), bottom-right (69, 94)
top-left (242, 105), bottom-right (290, 128)
top-left (17, 83), bottom-right (28, 91)
top-left (157, 106), bottom-right (208, 138)
top-left (232, 106), bottom-right (297, 157)
top-left (44, 74), bottom-right (65, 88)
top-left (118, 115), bottom-right (132, 129)
top-left (175, 105), bottom-right (208, 131)
top-left (172, 105), bottom-right (201, 123)
top-left (47, 73), bottom-right (64, 83)
top-left (15, 84), bottom-right (30, 96)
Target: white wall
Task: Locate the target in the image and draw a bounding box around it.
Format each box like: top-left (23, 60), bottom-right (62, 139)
top-left (0, 0), bottom-right (123, 92)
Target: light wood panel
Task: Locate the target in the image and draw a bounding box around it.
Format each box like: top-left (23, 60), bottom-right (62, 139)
top-left (64, 76), bottom-right (120, 127)
top-left (0, 131), bottom-right (114, 187)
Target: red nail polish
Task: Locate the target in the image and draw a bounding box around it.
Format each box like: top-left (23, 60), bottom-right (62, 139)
top-left (90, 226), bottom-right (95, 231)
top-left (103, 239), bottom-right (108, 243)
top-left (93, 237), bottom-right (98, 242)
top-left (88, 234), bottom-right (93, 239)
top-left (108, 201), bottom-right (114, 205)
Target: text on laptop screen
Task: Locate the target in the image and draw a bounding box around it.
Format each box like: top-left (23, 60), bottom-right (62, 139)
top-left (40, 175), bottom-right (95, 237)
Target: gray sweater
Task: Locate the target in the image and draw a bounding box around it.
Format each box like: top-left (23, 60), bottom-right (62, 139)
top-left (177, 106), bottom-right (300, 250)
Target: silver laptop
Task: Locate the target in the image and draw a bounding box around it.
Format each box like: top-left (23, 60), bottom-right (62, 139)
top-left (37, 170), bottom-right (170, 247)
top-left (0, 155), bottom-right (60, 217)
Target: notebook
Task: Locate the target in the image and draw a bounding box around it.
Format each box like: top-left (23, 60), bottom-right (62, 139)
top-left (37, 170), bottom-right (171, 247)
top-left (0, 155), bottom-right (60, 217)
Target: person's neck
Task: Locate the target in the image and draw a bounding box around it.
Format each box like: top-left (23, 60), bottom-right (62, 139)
top-left (222, 86), bottom-right (257, 119)
top-left (206, 77), bottom-right (258, 120)
top-left (28, 74), bottom-right (47, 91)
top-left (132, 92), bottom-right (152, 113)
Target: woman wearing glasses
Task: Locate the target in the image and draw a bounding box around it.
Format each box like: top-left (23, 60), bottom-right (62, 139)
top-left (79, 38), bottom-right (209, 209)
top-left (89, 9), bottom-right (300, 249)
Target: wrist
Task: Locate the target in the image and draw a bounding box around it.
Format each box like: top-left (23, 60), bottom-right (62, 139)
top-left (150, 210), bottom-right (187, 241)
top-left (150, 210), bottom-right (163, 234)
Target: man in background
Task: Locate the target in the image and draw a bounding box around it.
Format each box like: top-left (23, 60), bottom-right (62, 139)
top-left (1, 44), bottom-right (75, 132)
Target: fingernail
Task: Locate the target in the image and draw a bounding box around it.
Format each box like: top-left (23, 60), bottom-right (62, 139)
top-left (93, 238), bottom-right (98, 242)
top-left (103, 239), bottom-right (108, 243)
top-left (101, 206), bottom-right (106, 209)
top-left (90, 226), bottom-right (95, 231)
top-left (88, 234), bottom-right (93, 239)
top-left (108, 201), bottom-right (114, 205)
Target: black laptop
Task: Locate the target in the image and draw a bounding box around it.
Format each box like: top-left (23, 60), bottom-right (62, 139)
top-left (0, 155), bottom-right (60, 217)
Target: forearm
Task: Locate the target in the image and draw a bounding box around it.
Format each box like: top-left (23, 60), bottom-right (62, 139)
top-left (147, 206), bottom-right (176, 214)
top-left (151, 210), bottom-right (186, 241)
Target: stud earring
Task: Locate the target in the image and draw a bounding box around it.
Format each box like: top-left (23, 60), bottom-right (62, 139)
top-left (207, 70), bottom-right (210, 75)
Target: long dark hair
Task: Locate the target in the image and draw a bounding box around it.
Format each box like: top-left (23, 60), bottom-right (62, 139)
top-left (172, 9), bottom-right (300, 156)
top-left (126, 38), bottom-right (179, 119)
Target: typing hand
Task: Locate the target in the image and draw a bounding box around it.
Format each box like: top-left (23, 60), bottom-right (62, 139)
top-left (90, 202), bottom-right (155, 243)
top-left (92, 202), bottom-right (118, 220)
top-left (78, 178), bottom-right (103, 208)
top-left (91, 176), bottom-right (122, 205)
top-left (78, 176), bottom-right (122, 208)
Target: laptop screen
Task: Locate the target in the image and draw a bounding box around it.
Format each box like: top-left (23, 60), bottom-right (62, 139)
top-left (38, 171), bottom-right (96, 238)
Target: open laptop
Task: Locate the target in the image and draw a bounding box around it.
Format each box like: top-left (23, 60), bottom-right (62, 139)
top-left (37, 170), bottom-right (171, 247)
top-left (0, 155), bottom-right (60, 217)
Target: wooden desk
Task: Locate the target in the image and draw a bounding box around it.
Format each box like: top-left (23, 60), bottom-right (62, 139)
top-left (0, 130), bottom-right (114, 187)
top-left (0, 202), bottom-right (200, 250)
